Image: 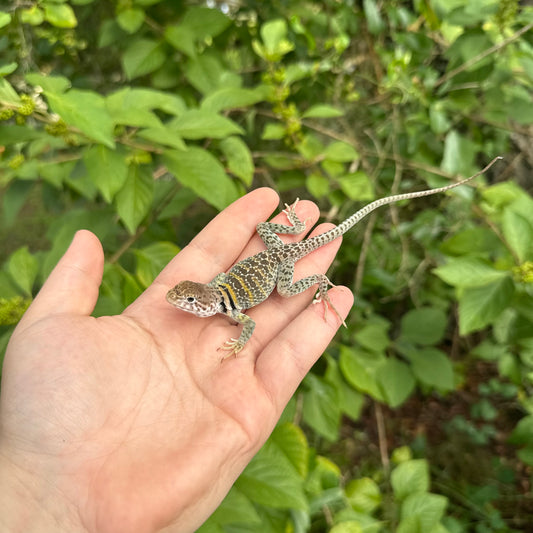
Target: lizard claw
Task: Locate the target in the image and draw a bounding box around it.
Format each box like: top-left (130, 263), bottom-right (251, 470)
top-left (219, 337), bottom-right (245, 359)
top-left (313, 292), bottom-right (347, 328)
top-left (283, 198), bottom-right (300, 218)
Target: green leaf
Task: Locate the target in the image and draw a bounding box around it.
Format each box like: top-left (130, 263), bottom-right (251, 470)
top-left (83, 145), bottom-right (129, 202)
top-left (0, 78), bottom-right (21, 105)
top-left (459, 276), bottom-right (515, 334)
top-left (363, 0), bottom-right (385, 34)
top-left (137, 127), bottom-right (187, 151)
top-left (105, 93), bottom-right (162, 128)
top-left (440, 130), bottom-right (476, 176)
top-left (122, 39), bottom-right (166, 80)
top-left (391, 460), bottom-right (430, 501)
top-left (346, 477), bottom-right (382, 513)
top-left (47, 89), bottom-right (115, 148)
top-left (201, 86), bottom-right (268, 113)
top-left (400, 307), bottom-right (447, 345)
top-left (324, 355), bottom-right (364, 421)
top-left (306, 173), bottom-right (330, 198)
top-left (339, 346), bottom-right (385, 401)
top-left (8, 247), bottom-right (38, 296)
top-left (0, 12), bottom-right (11, 28)
top-left (400, 493), bottom-right (448, 532)
top-left (25, 73), bottom-right (71, 94)
top-left (261, 122), bottom-right (285, 140)
top-left (481, 181), bottom-right (527, 209)
top-left (260, 19), bottom-right (294, 58)
top-left (440, 227), bottom-right (500, 256)
top-left (2, 181), bottom-right (33, 226)
top-left (433, 257), bottom-right (508, 288)
top-left (0, 125), bottom-right (45, 145)
top-left (236, 439), bottom-right (307, 510)
top-left (122, 271), bottom-right (143, 306)
top-left (429, 103), bottom-right (451, 134)
top-left (324, 141), bottom-right (360, 162)
top-left (302, 374), bottom-right (341, 441)
top-left (168, 109), bottom-right (243, 139)
top-left (134, 242), bottom-right (180, 288)
top-left (354, 320), bottom-right (390, 353)
top-left (66, 160), bottom-right (98, 200)
top-left (517, 447), bottom-right (533, 467)
top-left (106, 87), bottom-right (186, 117)
top-left (164, 24), bottom-right (196, 58)
top-left (298, 135), bottom-right (328, 162)
top-left (303, 104), bottom-right (344, 119)
top-left (182, 7), bottom-right (231, 40)
top-left (509, 415), bottom-right (533, 445)
top-left (116, 7), bottom-right (144, 34)
top-left (184, 54), bottom-right (237, 95)
top-left (405, 348), bottom-right (455, 392)
top-left (20, 6), bottom-right (44, 25)
top-left (43, 3), bottom-right (77, 28)
top-left (338, 172), bottom-right (374, 201)
top-left (329, 522), bottom-right (363, 533)
top-left (115, 165), bottom-right (154, 234)
top-left (0, 62), bottom-right (17, 76)
top-left (502, 209), bottom-right (533, 263)
top-left (163, 147), bottom-right (239, 211)
top-left (158, 188), bottom-right (197, 220)
top-left (376, 358), bottom-right (415, 408)
top-left (205, 486), bottom-right (261, 527)
top-left (270, 423), bottom-right (309, 479)
top-left (219, 136), bottom-right (254, 185)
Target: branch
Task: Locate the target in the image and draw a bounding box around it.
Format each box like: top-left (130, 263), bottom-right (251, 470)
top-left (435, 22), bottom-right (533, 88)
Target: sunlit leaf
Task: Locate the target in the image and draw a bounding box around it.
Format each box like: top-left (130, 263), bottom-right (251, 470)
top-left (47, 89), bottom-right (115, 148)
top-left (163, 147), bottom-right (239, 210)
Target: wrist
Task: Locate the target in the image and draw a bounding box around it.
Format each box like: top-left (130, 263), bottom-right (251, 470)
top-left (0, 450), bottom-right (86, 533)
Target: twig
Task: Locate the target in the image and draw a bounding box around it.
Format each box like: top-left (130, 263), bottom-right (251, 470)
top-left (374, 402), bottom-right (390, 473)
top-left (435, 22), bottom-right (533, 88)
top-left (354, 211), bottom-right (376, 294)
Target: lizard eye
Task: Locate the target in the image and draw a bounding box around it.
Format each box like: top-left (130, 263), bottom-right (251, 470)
top-left (186, 296), bottom-right (196, 303)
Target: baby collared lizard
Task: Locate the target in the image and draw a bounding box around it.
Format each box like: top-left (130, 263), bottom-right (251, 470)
top-left (166, 157), bottom-right (501, 356)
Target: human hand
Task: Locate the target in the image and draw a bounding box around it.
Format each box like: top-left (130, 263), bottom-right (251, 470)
top-left (0, 188), bottom-right (353, 533)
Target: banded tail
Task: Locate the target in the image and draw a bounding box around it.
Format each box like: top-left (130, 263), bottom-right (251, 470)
top-left (296, 156), bottom-right (502, 256)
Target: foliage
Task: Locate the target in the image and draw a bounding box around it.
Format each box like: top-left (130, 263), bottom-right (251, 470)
top-left (2, 0), bottom-right (533, 531)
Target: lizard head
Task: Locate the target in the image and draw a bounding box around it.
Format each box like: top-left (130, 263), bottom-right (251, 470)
top-left (166, 281), bottom-right (221, 317)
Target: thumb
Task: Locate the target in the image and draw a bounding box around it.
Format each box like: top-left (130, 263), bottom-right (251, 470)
top-left (18, 230), bottom-right (104, 327)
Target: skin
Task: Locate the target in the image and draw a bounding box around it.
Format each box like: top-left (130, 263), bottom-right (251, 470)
top-left (0, 188), bottom-right (353, 533)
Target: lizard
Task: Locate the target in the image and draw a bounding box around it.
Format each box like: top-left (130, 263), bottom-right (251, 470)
top-left (166, 157), bottom-right (501, 357)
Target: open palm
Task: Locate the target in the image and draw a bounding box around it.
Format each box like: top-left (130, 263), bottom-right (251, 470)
top-left (0, 188), bottom-right (352, 533)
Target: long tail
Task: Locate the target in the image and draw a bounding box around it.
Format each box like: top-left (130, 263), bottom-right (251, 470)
top-left (298, 156), bottom-right (502, 255)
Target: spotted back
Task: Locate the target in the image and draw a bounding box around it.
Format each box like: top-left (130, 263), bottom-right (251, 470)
top-left (222, 249), bottom-right (281, 309)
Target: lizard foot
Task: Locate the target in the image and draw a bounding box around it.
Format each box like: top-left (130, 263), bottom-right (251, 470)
top-left (313, 291), bottom-right (347, 328)
top-left (219, 337), bottom-right (245, 359)
top-left (283, 197), bottom-right (300, 219)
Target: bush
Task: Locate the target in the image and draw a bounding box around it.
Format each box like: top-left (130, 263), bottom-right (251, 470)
top-left (2, 0), bottom-right (533, 531)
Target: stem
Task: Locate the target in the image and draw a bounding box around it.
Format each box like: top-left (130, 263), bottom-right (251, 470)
top-left (435, 22), bottom-right (533, 88)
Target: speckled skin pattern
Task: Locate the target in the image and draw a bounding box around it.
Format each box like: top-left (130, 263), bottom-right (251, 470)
top-left (166, 160), bottom-right (499, 356)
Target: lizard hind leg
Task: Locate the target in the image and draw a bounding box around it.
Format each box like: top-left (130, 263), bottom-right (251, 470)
top-left (276, 262), bottom-right (347, 327)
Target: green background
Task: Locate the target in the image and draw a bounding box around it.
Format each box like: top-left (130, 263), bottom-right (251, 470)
top-left (1, 1), bottom-right (533, 531)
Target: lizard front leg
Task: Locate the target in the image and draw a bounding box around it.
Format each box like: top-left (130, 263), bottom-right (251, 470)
top-left (220, 310), bottom-right (256, 358)
top-left (276, 261), bottom-right (347, 327)
top-left (256, 199), bottom-right (307, 249)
